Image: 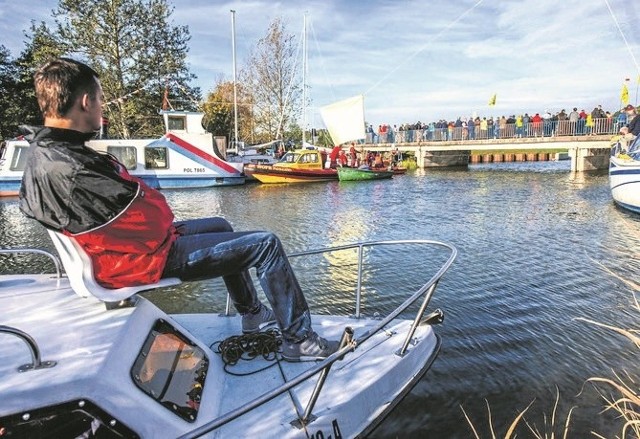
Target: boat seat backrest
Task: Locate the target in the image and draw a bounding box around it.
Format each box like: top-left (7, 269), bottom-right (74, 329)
top-left (47, 229), bottom-right (180, 302)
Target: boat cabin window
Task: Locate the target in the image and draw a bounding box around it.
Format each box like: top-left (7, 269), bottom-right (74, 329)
top-left (0, 399), bottom-right (139, 437)
top-left (107, 146), bottom-right (137, 170)
top-left (9, 145), bottom-right (30, 171)
top-left (301, 153), bottom-right (319, 163)
top-left (131, 319), bottom-right (209, 422)
top-left (145, 147), bottom-right (169, 169)
top-left (282, 152), bottom-right (298, 163)
top-left (167, 116), bottom-right (186, 131)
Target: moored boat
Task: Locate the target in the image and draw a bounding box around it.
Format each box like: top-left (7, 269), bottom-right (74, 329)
top-left (609, 135), bottom-right (640, 214)
top-left (244, 148), bottom-right (338, 184)
top-left (0, 110), bottom-right (245, 196)
top-left (0, 140), bottom-right (24, 197)
top-left (0, 238), bottom-right (455, 438)
top-left (337, 166), bottom-right (394, 181)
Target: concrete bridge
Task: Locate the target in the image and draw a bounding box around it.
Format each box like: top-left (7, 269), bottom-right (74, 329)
top-left (359, 135), bottom-right (612, 172)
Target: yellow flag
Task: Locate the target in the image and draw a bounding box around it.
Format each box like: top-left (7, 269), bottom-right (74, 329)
top-left (488, 93), bottom-right (497, 106)
top-left (621, 84), bottom-right (629, 105)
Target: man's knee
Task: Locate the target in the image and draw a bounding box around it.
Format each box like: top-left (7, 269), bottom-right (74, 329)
top-left (253, 232), bottom-right (283, 252)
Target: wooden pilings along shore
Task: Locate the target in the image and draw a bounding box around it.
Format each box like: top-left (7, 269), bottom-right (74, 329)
top-left (469, 152), bottom-right (559, 164)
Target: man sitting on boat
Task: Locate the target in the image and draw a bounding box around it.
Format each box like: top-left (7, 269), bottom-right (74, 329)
top-left (18, 57), bottom-right (339, 362)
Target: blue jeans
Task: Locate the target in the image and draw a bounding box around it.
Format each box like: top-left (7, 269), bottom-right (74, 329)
top-left (161, 217), bottom-right (311, 342)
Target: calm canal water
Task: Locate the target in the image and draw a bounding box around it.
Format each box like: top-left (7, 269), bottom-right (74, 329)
top-left (1, 161), bottom-right (639, 438)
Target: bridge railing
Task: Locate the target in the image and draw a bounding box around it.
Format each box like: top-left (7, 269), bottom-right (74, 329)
top-left (365, 118), bottom-right (621, 144)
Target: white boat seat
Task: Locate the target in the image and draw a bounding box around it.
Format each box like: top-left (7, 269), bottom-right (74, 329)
top-left (47, 229), bottom-right (181, 302)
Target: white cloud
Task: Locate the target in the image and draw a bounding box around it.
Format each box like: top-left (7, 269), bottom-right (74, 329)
top-left (2, 0), bottom-right (639, 126)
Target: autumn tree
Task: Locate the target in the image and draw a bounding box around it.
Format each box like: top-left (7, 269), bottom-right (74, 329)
top-left (202, 79), bottom-right (255, 146)
top-left (45, 0), bottom-right (200, 138)
top-left (241, 18), bottom-right (302, 144)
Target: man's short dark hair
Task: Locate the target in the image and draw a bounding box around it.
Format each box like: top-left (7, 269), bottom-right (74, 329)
top-left (34, 57), bottom-right (100, 118)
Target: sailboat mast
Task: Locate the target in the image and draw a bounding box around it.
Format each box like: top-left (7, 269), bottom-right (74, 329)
top-left (231, 10), bottom-right (239, 150)
top-left (302, 14), bottom-right (307, 146)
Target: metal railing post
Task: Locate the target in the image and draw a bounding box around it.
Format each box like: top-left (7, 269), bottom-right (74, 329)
top-left (398, 281), bottom-right (439, 357)
top-left (354, 245), bottom-right (364, 318)
top-left (300, 327), bottom-right (354, 425)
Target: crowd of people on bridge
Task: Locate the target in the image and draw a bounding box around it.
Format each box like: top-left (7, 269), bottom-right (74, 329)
top-left (366, 104), bottom-right (640, 144)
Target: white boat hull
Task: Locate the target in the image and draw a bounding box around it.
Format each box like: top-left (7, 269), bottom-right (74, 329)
top-left (609, 155), bottom-right (640, 214)
top-left (0, 111), bottom-right (247, 196)
top-left (0, 241), bottom-right (455, 438)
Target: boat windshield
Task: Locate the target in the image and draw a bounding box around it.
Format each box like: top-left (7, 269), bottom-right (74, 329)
top-left (281, 152), bottom-right (300, 163)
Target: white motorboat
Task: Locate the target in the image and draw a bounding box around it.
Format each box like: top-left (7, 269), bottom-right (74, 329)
top-left (0, 236), bottom-right (455, 438)
top-left (0, 110), bottom-right (245, 197)
top-left (0, 139), bottom-right (24, 197)
top-left (226, 143), bottom-right (280, 182)
top-left (609, 135), bottom-right (640, 214)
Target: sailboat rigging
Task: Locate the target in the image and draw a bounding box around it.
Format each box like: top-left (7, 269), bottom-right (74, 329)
top-left (231, 9), bottom-right (239, 153)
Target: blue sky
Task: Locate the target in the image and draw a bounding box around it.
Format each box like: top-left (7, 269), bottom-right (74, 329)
top-left (1, 0), bottom-right (640, 128)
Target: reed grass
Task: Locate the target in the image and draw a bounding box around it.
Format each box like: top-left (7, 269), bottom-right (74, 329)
top-left (462, 258), bottom-right (639, 438)
top-left (575, 289), bottom-right (640, 439)
top-left (461, 388), bottom-right (575, 439)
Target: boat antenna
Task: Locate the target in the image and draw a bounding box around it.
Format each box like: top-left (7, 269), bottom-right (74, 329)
top-left (302, 13), bottom-right (307, 146)
top-left (231, 10), bottom-right (240, 151)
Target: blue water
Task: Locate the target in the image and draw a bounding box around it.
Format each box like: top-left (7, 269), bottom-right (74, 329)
top-left (1, 161), bottom-right (639, 438)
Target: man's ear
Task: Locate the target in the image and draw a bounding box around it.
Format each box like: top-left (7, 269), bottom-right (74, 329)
top-left (80, 93), bottom-right (91, 111)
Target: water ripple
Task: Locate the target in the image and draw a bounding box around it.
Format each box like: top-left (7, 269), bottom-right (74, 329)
top-left (2, 163), bottom-right (639, 438)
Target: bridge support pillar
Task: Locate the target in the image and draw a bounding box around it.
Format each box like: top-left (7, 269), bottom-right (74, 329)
top-left (568, 147), bottom-right (610, 172)
top-left (423, 150), bottom-right (470, 168)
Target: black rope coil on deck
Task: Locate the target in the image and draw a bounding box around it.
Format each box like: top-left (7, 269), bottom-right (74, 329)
top-left (211, 328), bottom-right (282, 376)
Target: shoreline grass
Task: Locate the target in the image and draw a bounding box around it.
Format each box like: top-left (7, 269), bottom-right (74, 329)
top-left (462, 269), bottom-right (639, 438)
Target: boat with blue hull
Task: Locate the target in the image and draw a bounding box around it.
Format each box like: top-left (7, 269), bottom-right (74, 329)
top-left (0, 111), bottom-right (245, 197)
top-left (609, 135), bottom-right (640, 214)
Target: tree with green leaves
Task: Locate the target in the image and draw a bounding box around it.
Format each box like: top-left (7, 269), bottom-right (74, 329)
top-left (0, 46), bottom-right (19, 140)
top-left (44, 0), bottom-right (200, 138)
top-left (9, 23), bottom-right (67, 136)
top-left (241, 17), bottom-right (302, 144)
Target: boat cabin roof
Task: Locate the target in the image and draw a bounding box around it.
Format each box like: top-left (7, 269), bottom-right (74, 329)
top-left (159, 110), bottom-right (207, 135)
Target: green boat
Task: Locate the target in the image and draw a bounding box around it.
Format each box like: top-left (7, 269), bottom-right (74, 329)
top-left (337, 167), bottom-right (394, 181)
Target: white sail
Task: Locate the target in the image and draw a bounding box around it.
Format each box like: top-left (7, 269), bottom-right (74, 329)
top-left (320, 95), bottom-right (366, 145)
